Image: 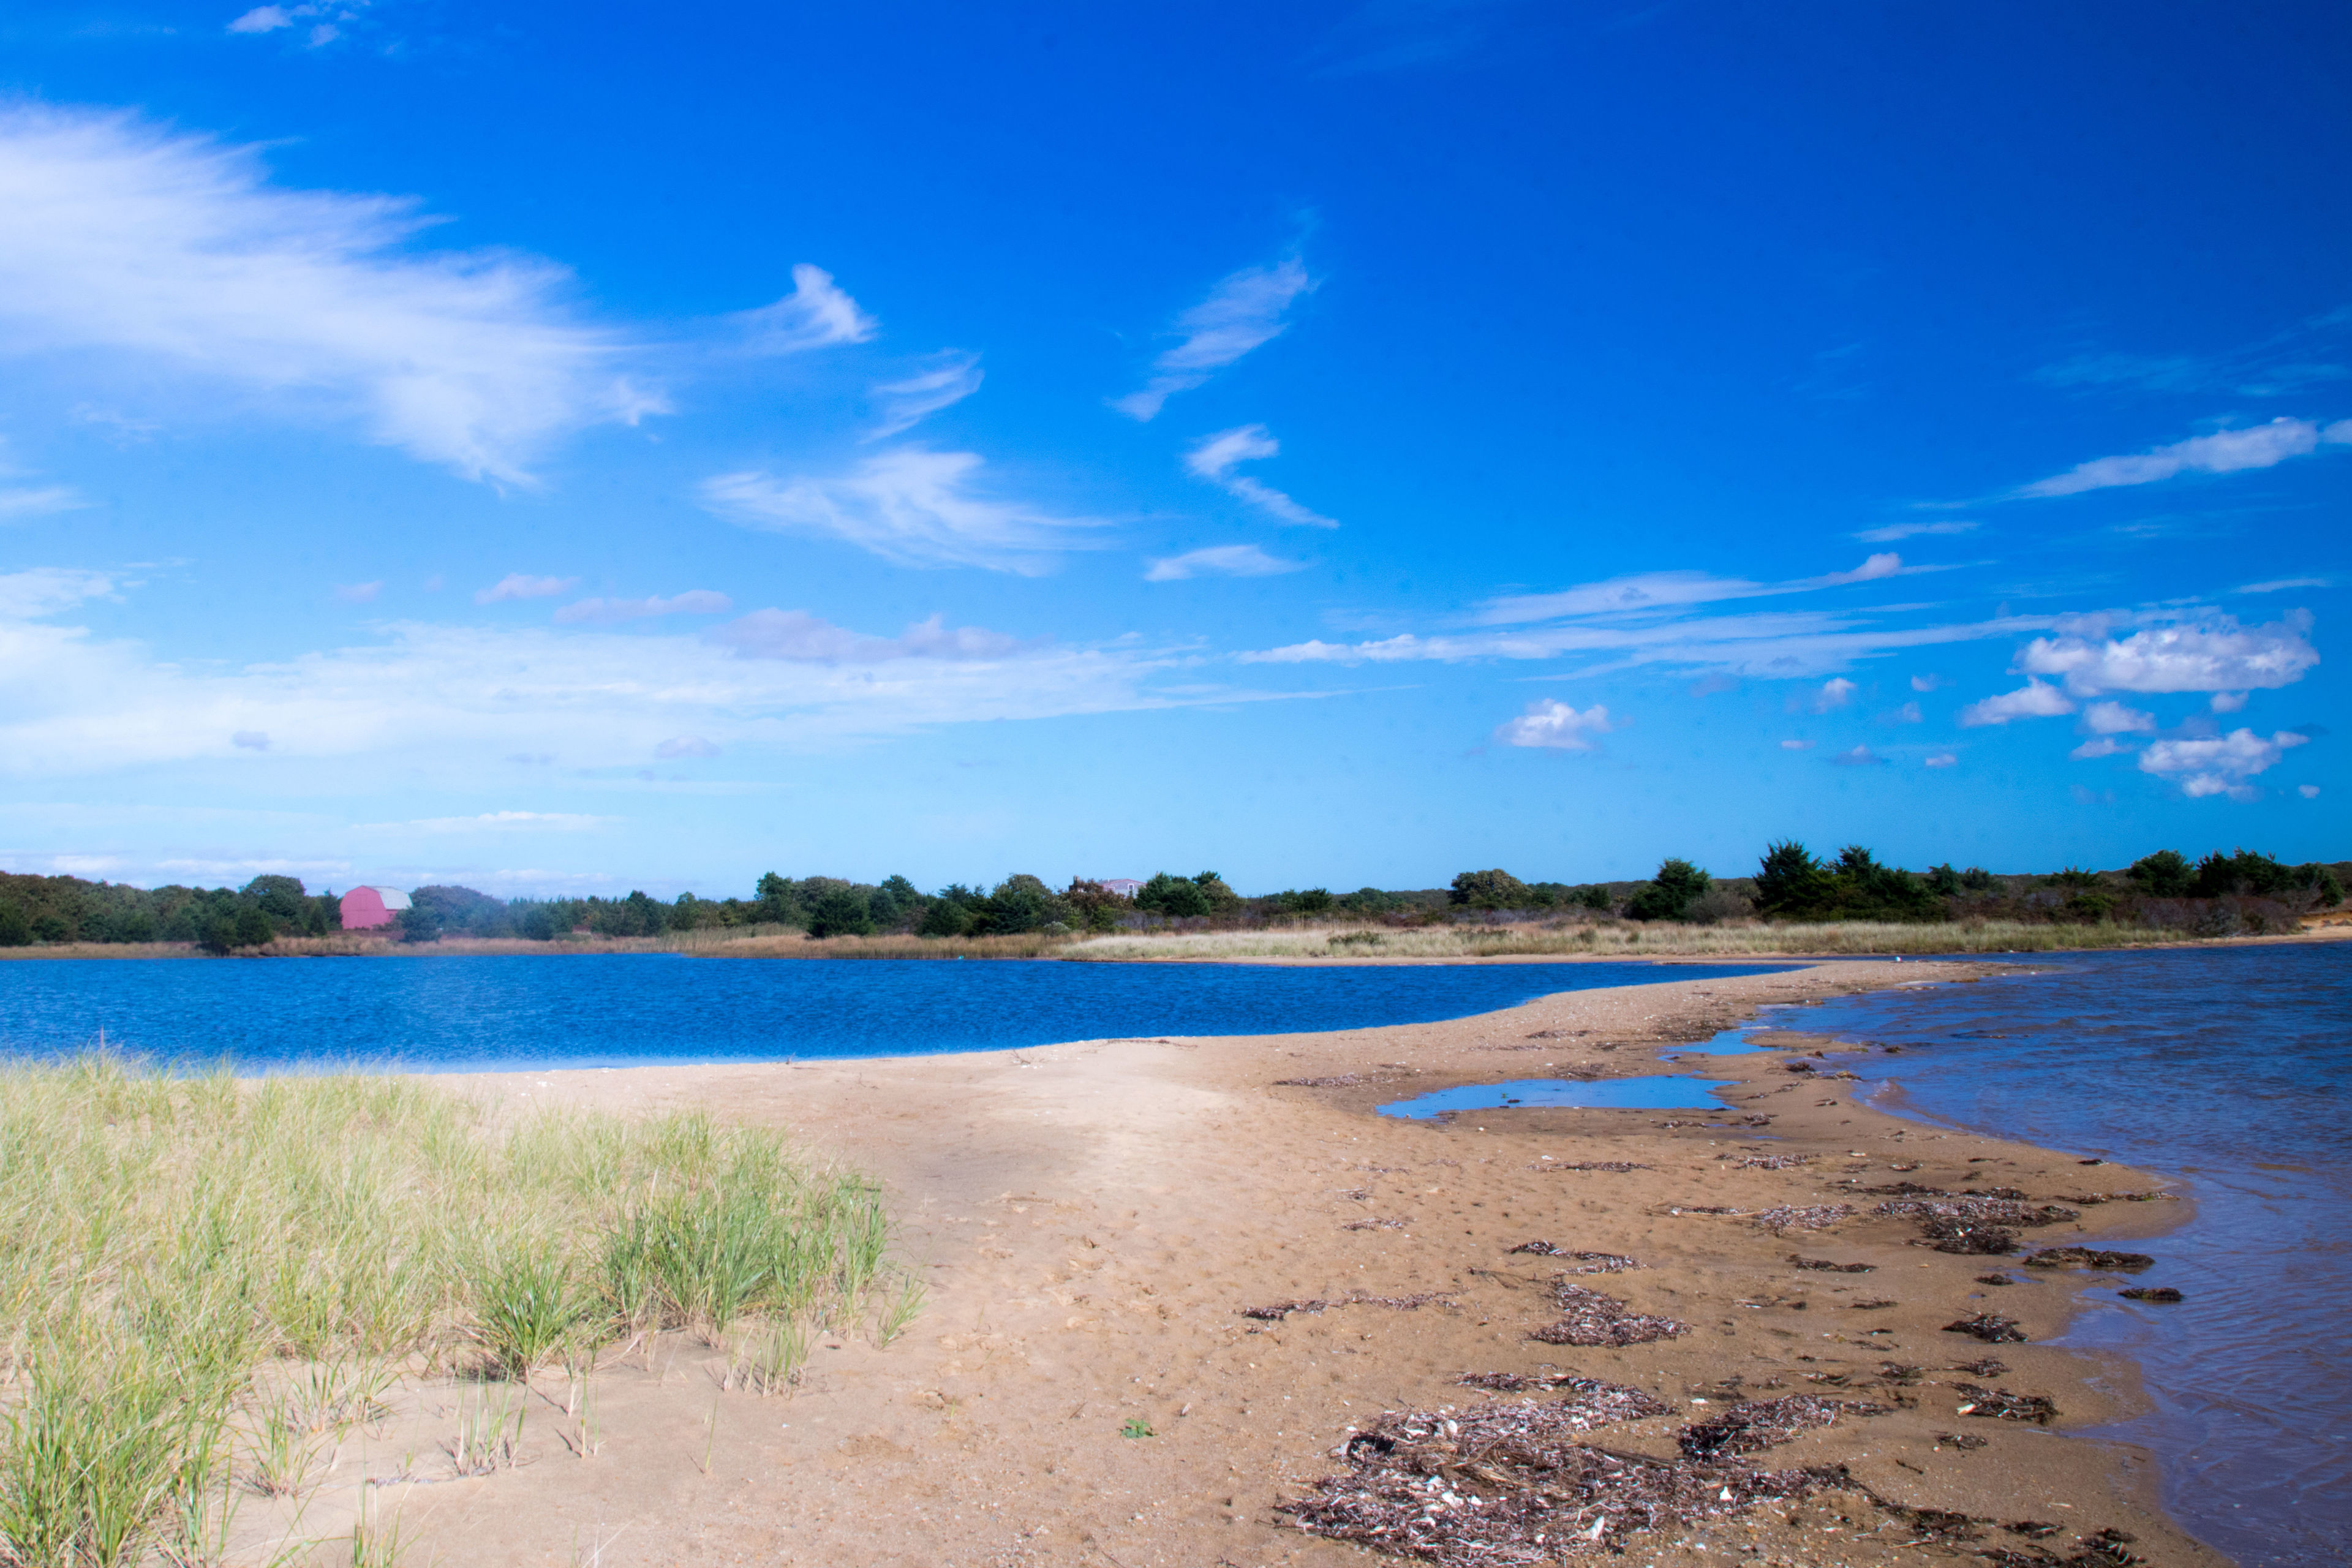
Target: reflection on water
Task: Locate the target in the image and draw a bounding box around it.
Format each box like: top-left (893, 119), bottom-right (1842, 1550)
top-left (1797, 943), bottom-right (2350, 1568)
top-left (1379, 1074), bottom-right (1733, 1118)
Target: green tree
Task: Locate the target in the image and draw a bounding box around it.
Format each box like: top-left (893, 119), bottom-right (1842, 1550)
top-left (396, 903), bottom-right (447, 944)
top-left (1448, 869), bottom-right (1530, 910)
top-left (2192, 849), bottom-right (2294, 899)
top-left (1136, 873), bottom-right (1211, 919)
top-left (244, 874), bottom-right (309, 924)
top-left (1925, 863), bottom-right (1962, 897)
top-left (0, 904), bottom-right (29, 947)
top-left (2125, 850), bottom-right (2192, 897)
top-left (1623, 858), bottom-right (1709, 922)
top-left (1753, 840), bottom-right (1831, 916)
top-left (805, 886), bottom-right (876, 938)
top-left (918, 899), bottom-right (973, 938)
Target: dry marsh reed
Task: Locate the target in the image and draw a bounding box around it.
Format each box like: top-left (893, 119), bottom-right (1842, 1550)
top-left (0, 1057), bottom-right (908, 1566)
top-left (1060, 919), bottom-right (2222, 962)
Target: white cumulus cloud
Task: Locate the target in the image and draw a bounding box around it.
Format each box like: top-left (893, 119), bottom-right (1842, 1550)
top-left (2019, 614), bottom-right (2318, 695)
top-left (1111, 256), bottom-right (1316, 421)
top-left (1495, 699), bottom-right (1615, 752)
top-left (2081, 699), bottom-right (2157, 734)
top-left (0, 105), bottom-right (660, 484)
top-left (703, 450), bottom-right (1106, 574)
top-left (1959, 679), bottom-right (2076, 726)
top-left (1182, 424), bottom-right (1336, 527)
top-left (1809, 676), bottom-right (1856, 712)
top-left (1144, 544), bottom-right (1307, 582)
top-left (652, 736), bottom-right (721, 760)
top-left (1924, 753), bottom-right (1958, 768)
top-left (2138, 728), bottom-right (2308, 801)
top-left (2017, 417), bottom-right (2350, 499)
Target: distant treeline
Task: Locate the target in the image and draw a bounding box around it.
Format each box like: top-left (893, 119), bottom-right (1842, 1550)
top-left (0, 843), bottom-right (2342, 951)
top-left (0, 873), bottom-right (341, 951)
top-left (1442, 843), bottom-right (2345, 935)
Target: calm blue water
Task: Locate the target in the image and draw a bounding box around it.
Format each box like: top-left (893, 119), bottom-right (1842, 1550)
top-left (0, 955), bottom-right (1784, 1072)
top-left (1783, 943), bottom-right (2350, 1568)
top-left (1379, 1074), bottom-right (1735, 1118)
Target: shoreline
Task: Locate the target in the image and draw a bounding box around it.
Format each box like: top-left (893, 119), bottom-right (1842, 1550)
top-left (268, 958), bottom-right (2223, 1567)
top-left (0, 924), bottom-right (2343, 964)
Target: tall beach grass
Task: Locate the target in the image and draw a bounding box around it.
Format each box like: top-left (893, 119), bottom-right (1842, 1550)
top-left (1057, 919), bottom-right (2248, 961)
top-left (0, 1057), bottom-right (903, 1565)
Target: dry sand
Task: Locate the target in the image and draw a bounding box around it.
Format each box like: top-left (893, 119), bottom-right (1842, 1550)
top-left (288, 960), bottom-right (2219, 1568)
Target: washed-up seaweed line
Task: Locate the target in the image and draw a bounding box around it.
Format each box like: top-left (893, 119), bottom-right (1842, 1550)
top-left (1750, 1203), bottom-right (1853, 1232)
top-left (1241, 1291), bottom-right (1458, 1321)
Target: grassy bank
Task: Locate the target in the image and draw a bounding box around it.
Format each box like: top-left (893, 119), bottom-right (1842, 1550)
top-left (0, 1058), bottom-right (910, 1565)
top-left (1057, 919), bottom-right (2277, 960)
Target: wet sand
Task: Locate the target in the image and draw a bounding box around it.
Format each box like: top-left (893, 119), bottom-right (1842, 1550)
top-left (310, 959), bottom-right (2219, 1567)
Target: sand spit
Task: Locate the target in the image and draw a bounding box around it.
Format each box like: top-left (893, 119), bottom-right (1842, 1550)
top-left (271, 960), bottom-right (2218, 1567)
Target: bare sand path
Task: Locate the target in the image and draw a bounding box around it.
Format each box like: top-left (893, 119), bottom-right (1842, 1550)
top-left (323, 959), bottom-right (2220, 1568)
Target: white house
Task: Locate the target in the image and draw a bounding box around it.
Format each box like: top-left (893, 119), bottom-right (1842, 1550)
top-left (1095, 878), bottom-right (1144, 899)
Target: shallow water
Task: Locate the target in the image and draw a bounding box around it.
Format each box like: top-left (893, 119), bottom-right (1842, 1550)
top-left (1787, 944), bottom-right (2350, 1568)
top-left (1378, 1074), bottom-right (1735, 1118)
top-left (0, 954), bottom-right (1785, 1072)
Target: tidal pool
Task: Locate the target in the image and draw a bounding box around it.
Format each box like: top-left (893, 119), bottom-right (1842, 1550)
top-left (1378, 1074), bottom-right (1735, 1119)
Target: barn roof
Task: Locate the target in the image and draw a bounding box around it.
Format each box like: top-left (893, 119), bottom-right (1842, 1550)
top-left (352, 886), bottom-right (412, 910)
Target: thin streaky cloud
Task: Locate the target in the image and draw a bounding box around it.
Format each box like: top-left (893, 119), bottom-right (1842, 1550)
top-left (2237, 576), bottom-right (2332, 594)
top-left (1854, 519), bottom-right (1977, 543)
top-left (0, 484), bottom-right (90, 521)
top-left (2013, 416), bottom-right (2351, 500)
top-left (1476, 552), bottom-right (1921, 627)
top-left (1144, 544), bottom-right (1308, 582)
top-left (702, 449), bottom-right (1107, 575)
top-left (1111, 256), bottom-right (1316, 421)
top-left (1182, 425), bottom-right (1337, 527)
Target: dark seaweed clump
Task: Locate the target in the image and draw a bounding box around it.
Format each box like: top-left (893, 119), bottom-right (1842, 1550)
top-left (2022, 1247), bottom-right (2155, 1273)
top-left (1788, 1254), bottom-right (1874, 1273)
top-left (1677, 1395), bottom-right (1888, 1460)
top-left (1528, 1281), bottom-right (1690, 1346)
top-left (1944, 1313), bottom-right (2029, 1344)
top-left (1955, 1383), bottom-right (2059, 1423)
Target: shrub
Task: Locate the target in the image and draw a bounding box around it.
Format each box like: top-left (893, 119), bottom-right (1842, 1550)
top-left (1449, 869), bottom-right (1529, 910)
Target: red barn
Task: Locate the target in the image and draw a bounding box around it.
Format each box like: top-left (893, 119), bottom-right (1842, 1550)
top-left (340, 886), bottom-right (412, 930)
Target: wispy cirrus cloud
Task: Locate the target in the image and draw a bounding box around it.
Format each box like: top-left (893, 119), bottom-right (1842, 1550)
top-left (1182, 424), bottom-right (1336, 527)
top-left (2013, 417), bottom-right (2352, 499)
top-left (552, 590), bottom-right (732, 626)
top-left (865, 351), bottom-right (981, 440)
top-left (731, 263), bottom-right (878, 356)
top-left (713, 609), bottom-right (1030, 663)
top-left (1111, 256), bottom-right (1316, 421)
top-left (702, 450), bottom-right (1106, 574)
top-left (0, 105), bottom-right (665, 484)
top-left (0, 577), bottom-right (1191, 780)
top-left (1144, 544), bottom-right (1308, 582)
top-left (475, 573), bottom-right (579, 605)
top-left (0, 484), bottom-right (89, 521)
top-left (357, 810), bottom-right (616, 833)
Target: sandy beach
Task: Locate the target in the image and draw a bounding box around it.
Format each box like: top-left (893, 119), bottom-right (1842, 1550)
top-left (278, 959), bottom-right (2222, 1567)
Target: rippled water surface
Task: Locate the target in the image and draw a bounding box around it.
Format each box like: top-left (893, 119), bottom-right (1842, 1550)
top-left (1791, 943), bottom-right (2350, 1568)
top-left (0, 954), bottom-right (1784, 1071)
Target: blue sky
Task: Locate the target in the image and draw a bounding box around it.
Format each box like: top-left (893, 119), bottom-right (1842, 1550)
top-left (0, 0), bottom-right (2345, 898)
